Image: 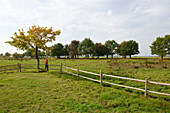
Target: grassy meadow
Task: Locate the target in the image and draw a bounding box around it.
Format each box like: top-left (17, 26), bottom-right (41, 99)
top-left (0, 57), bottom-right (170, 112)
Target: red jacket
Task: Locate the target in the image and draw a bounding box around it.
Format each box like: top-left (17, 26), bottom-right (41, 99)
top-left (45, 60), bottom-right (48, 64)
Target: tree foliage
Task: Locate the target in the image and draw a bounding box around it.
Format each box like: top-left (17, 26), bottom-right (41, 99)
top-left (104, 40), bottom-right (118, 58)
top-left (12, 52), bottom-right (23, 59)
top-left (5, 52), bottom-right (11, 57)
top-left (51, 43), bottom-right (65, 58)
top-left (64, 44), bottom-right (69, 58)
top-left (78, 38), bottom-right (94, 58)
top-left (117, 40), bottom-right (139, 58)
top-left (94, 43), bottom-right (106, 58)
top-left (6, 25), bottom-right (61, 70)
top-left (116, 41), bottom-right (126, 57)
top-left (67, 40), bottom-right (79, 58)
top-left (150, 35), bottom-right (170, 59)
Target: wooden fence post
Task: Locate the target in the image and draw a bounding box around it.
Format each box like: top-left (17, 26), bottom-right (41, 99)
top-left (60, 63), bottom-right (62, 74)
top-left (19, 63), bottom-right (21, 72)
top-left (100, 70), bottom-right (102, 86)
top-left (145, 78), bottom-right (147, 98)
top-left (17, 63), bottom-right (20, 72)
top-left (77, 66), bottom-right (79, 80)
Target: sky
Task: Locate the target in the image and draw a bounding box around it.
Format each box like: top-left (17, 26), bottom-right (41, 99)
top-left (0, 0), bottom-right (170, 56)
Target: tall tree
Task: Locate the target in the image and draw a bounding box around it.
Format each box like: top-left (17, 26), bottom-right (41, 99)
top-left (51, 43), bottom-right (65, 58)
top-left (120, 40), bottom-right (139, 58)
top-left (104, 40), bottom-right (118, 58)
top-left (67, 40), bottom-right (79, 58)
top-left (12, 52), bottom-right (23, 59)
top-left (5, 52), bottom-right (11, 57)
top-left (150, 35), bottom-right (170, 60)
top-left (64, 44), bottom-right (69, 58)
top-left (6, 25), bottom-right (61, 71)
top-left (78, 38), bottom-right (94, 58)
top-left (116, 41), bottom-right (126, 58)
top-left (94, 43), bottom-right (106, 58)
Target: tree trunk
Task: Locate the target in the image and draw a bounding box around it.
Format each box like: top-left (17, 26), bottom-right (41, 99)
top-left (111, 54), bottom-right (113, 59)
top-left (57, 56), bottom-right (60, 58)
top-left (129, 55), bottom-right (131, 59)
top-left (97, 56), bottom-right (99, 59)
top-left (106, 54), bottom-right (108, 59)
top-left (161, 55), bottom-right (163, 60)
top-left (92, 54), bottom-right (94, 59)
top-left (35, 46), bottom-right (40, 72)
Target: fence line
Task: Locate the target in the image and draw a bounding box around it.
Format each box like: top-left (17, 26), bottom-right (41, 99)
top-left (1, 64), bottom-right (170, 97)
top-left (0, 63), bottom-right (62, 72)
top-left (0, 64), bottom-right (18, 72)
top-left (0, 64), bottom-right (18, 68)
top-left (63, 66), bottom-right (170, 97)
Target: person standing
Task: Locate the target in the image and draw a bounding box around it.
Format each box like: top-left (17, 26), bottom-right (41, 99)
top-left (45, 59), bottom-right (48, 71)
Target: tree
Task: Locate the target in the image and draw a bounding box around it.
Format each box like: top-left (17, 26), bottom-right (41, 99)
top-left (119, 40), bottom-right (139, 58)
top-left (94, 43), bottom-right (106, 58)
top-left (0, 53), bottom-right (3, 56)
top-left (12, 52), bottom-right (23, 59)
top-left (78, 38), bottom-right (94, 58)
top-left (150, 35), bottom-right (170, 60)
top-left (64, 44), bottom-right (69, 58)
top-left (104, 40), bottom-right (118, 58)
top-left (5, 52), bottom-right (11, 57)
top-left (51, 43), bottom-right (65, 58)
top-left (6, 25), bottom-right (61, 71)
top-left (67, 40), bottom-right (79, 58)
top-left (116, 41), bottom-right (126, 58)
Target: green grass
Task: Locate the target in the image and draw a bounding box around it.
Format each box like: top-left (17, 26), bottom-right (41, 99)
top-left (0, 58), bottom-right (170, 112)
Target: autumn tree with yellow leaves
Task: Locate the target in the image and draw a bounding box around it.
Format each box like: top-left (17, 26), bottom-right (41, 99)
top-left (6, 25), bottom-right (61, 71)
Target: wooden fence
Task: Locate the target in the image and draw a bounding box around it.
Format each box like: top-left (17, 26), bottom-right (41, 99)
top-left (62, 66), bottom-right (170, 97)
top-left (0, 63), bottom-right (62, 73)
top-left (1, 63), bottom-right (170, 97)
top-left (0, 64), bottom-right (20, 72)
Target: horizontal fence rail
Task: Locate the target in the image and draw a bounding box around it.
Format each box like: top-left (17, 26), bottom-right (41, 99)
top-left (0, 64), bottom-right (18, 72)
top-left (0, 63), bottom-right (62, 73)
top-left (0, 64), bottom-right (18, 68)
top-left (22, 64), bottom-right (61, 66)
top-left (63, 66), bottom-right (170, 97)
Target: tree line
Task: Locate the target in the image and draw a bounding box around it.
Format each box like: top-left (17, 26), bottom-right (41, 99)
top-left (2, 25), bottom-right (169, 62)
top-left (49, 38), bottom-right (139, 59)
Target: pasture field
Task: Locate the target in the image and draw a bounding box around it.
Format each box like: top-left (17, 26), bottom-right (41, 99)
top-left (0, 58), bottom-right (170, 112)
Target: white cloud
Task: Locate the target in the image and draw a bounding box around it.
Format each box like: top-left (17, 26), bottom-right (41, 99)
top-left (0, 0), bottom-right (170, 56)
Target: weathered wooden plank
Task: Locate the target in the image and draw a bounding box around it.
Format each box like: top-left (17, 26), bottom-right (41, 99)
top-left (79, 75), bottom-right (100, 82)
top-left (48, 68), bottom-right (60, 70)
top-left (63, 66), bottom-right (77, 71)
top-left (0, 68), bottom-right (18, 71)
top-left (63, 70), bottom-right (100, 82)
top-left (102, 81), bottom-right (145, 91)
top-left (148, 81), bottom-right (170, 86)
top-left (0, 65), bottom-right (17, 68)
top-left (21, 67), bottom-right (37, 69)
top-left (145, 78), bottom-right (148, 97)
top-left (79, 70), bottom-right (100, 76)
top-left (103, 74), bottom-right (146, 82)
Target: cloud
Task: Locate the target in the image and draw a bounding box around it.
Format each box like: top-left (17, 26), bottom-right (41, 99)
top-left (0, 0), bottom-right (170, 56)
